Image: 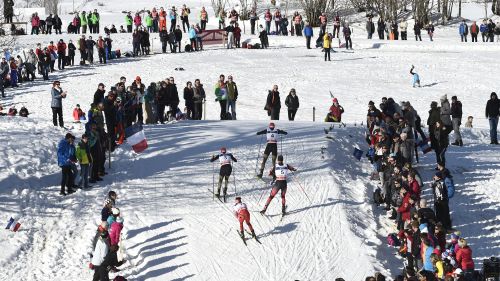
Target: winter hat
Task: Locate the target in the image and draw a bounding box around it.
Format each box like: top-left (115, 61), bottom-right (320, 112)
top-left (491, 92), bottom-right (497, 99)
top-left (419, 223), bottom-right (429, 233)
top-left (269, 122), bottom-right (275, 129)
top-left (98, 83), bottom-right (105, 87)
top-left (220, 147), bottom-right (226, 153)
top-left (277, 155), bottom-right (284, 162)
top-left (332, 98), bottom-right (338, 103)
top-left (451, 95), bottom-right (457, 101)
top-left (235, 196), bottom-right (241, 202)
top-left (440, 94), bottom-right (447, 101)
top-left (111, 207), bottom-right (120, 216)
top-left (451, 233), bottom-right (459, 241)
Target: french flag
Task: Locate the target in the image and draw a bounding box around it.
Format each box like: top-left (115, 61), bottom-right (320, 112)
top-left (125, 123), bottom-right (148, 153)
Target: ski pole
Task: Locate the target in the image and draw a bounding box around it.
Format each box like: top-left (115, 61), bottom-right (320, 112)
top-left (233, 162), bottom-right (237, 196)
top-left (257, 186), bottom-right (267, 205)
top-left (255, 134), bottom-right (263, 174)
top-left (212, 161), bottom-right (215, 201)
top-left (291, 171), bottom-right (312, 204)
top-left (280, 134), bottom-right (283, 156)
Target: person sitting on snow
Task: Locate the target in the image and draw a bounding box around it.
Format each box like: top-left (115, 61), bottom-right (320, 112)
top-left (73, 104), bottom-right (86, 122)
top-left (325, 98), bottom-right (344, 122)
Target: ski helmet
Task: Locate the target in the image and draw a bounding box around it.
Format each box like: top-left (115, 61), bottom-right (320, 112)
top-left (220, 147), bottom-right (226, 153)
top-left (277, 155), bottom-right (284, 162)
top-left (269, 122), bottom-right (275, 129)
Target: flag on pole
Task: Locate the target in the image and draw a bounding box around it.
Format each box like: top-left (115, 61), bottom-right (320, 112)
top-left (125, 123), bottom-right (148, 153)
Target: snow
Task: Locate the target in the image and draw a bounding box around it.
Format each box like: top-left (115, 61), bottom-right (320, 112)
top-left (1, 0), bottom-right (500, 280)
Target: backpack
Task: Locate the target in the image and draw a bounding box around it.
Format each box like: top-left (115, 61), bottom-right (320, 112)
top-left (387, 233), bottom-right (401, 247)
top-left (444, 176), bottom-right (455, 199)
top-left (373, 188), bottom-right (384, 205)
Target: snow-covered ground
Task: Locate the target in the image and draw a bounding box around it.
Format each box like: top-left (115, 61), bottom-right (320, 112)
top-left (1, 0), bottom-right (500, 280)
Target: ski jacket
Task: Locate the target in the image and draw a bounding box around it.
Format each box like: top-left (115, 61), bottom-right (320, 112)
top-left (31, 16), bottom-right (40, 27)
top-left (193, 85), bottom-right (206, 104)
top-left (134, 15), bottom-right (142, 26)
top-left (264, 11), bottom-right (272, 22)
top-left (125, 15), bottom-right (133, 25)
top-left (274, 163), bottom-right (296, 181)
top-left (459, 23), bottom-right (469, 35)
top-left (51, 87), bottom-right (65, 108)
top-left (433, 180), bottom-right (449, 203)
top-left (456, 246), bottom-right (474, 270)
top-left (57, 139), bottom-right (75, 167)
top-left (56, 42), bottom-right (67, 54)
top-left (159, 30), bottom-right (169, 42)
top-left (397, 193), bottom-right (412, 221)
top-left (433, 126), bottom-right (449, 150)
top-left (174, 29), bottom-right (183, 41)
top-left (329, 104), bottom-right (344, 121)
top-left (366, 21), bottom-right (375, 33)
top-left (266, 90), bottom-right (281, 110)
top-left (480, 23), bottom-right (488, 33)
top-left (80, 14), bottom-right (87, 25)
top-left (145, 15), bottom-right (153, 27)
top-left (226, 82), bottom-right (238, 101)
top-left (285, 94), bottom-right (299, 110)
top-left (91, 237), bottom-right (109, 266)
top-left (200, 10), bottom-right (208, 21)
top-left (470, 23), bottom-right (479, 34)
top-left (75, 142), bottom-right (90, 165)
top-left (188, 27), bottom-right (197, 39)
top-left (210, 153), bottom-right (237, 166)
top-left (183, 87), bottom-right (194, 108)
top-left (323, 33), bottom-right (331, 48)
top-left (214, 82), bottom-right (228, 101)
top-left (303, 26), bottom-right (313, 37)
top-left (343, 26), bottom-right (352, 37)
top-left (421, 244), bottom-right (435, 271)
top-left (451, 101), bottom-right (462, 119)
top-left (109, 221), bottom-right (123, 246)
top-left (399, 21), bottom-right (408, 32)
top-left (485, 95), bottom-right (500, 118)
top-left (233, 202), bottom-right (249, 218)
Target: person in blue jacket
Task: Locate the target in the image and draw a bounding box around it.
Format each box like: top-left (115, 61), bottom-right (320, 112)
top-left (459, 20), bottom-right (468, 42)
top-left (410, 65), bottom-right (420, 87)
top-left (58, 133), bottom-right (76, 196)
top-left (480, 19), bottom-right (489, 42)
top-left (303, 22), bottom-right (313, 49)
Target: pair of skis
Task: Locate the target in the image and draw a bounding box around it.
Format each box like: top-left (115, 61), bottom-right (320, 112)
top-left (236, 230), bottom-right (262, 245)
top-left (207, 189), bottom-right (227, 203)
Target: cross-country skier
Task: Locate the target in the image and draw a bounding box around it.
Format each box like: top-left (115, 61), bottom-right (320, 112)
top-left (210, 147), bottom-right (237, 200)
top-left (260, 155), bottom-right (296, 215)
top-left (233, 196), bottom-right (256, 240)
top-left (256, 122), bottom-right (287, 178)
top-left (410, 65), bottom-right (421, 87)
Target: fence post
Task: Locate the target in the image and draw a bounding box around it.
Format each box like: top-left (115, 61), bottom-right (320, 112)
top-left (313, 107), bottom-right (316, 122)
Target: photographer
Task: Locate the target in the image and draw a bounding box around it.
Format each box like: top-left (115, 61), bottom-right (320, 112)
top-left (51, 81), bottom-right (67, 127)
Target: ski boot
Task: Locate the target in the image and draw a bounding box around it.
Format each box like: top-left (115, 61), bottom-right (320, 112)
top-left (256, 170), bottom-right (263, 178)
top-left (282, 205), bottom-right (287, 215)
top-left (259, 207), bottom-right (267, 215)
top-left (251, 230), bottom-right (257, 239)
top-left (239, 230), bottom-right (245, 239)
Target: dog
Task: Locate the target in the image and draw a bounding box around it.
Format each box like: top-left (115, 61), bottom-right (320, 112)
top-left (464, 116), bottom-right (473, 128)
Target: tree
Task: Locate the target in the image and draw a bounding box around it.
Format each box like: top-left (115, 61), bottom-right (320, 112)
top-left (211, 0), bottom-right (228, 17)
top-left (299, 0), bottom-right (335, 27)
top-left (0, 2), bottom-right (16, 47)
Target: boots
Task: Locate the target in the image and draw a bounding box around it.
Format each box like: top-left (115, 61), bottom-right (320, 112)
top-left (451, 141), bottom-right (460, 146)
top-left (251, 230), bottom-right (256, 238)
top-left (282, 205), bottom-right (286, 215)
top-left (260, 205), bottom-right (267, 215)
top-left (239, 230), bottom-right (245, 239)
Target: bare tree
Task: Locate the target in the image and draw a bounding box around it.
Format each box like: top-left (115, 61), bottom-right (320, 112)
top-left (493, 0), bottom-right (500, 15)
top-left (299, 0), bottom-right (335, 27)
top-left (44, 0), bottom-right (61, 14)
top-left (211, 0), bottom-right (228, 16)
top-left (0, 2), bottom-right (16, 47)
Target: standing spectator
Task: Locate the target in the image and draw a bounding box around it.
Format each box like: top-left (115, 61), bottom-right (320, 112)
top-left (68, 40), bottom-right (76, 66)
top-left (133, 13), bottom-right (142, 29)
top-left (88, 122), bottom-right (103, 182)
top-left (487, 19), bottom-right (496, 42)
top-left (0, 58), bottom-right (8, 97)
top-left (75, 134), bottom-right (91, 189)
top-left (470, 21), bottom-right (479, 42)
top-left (125, 12), bottom-right (133, 32)
top-left (145, 11), bottom-right (154, 33)
top-left (195, 24), bottom-right (204, 51)
top-left (183, 81), bottom-right (195, 119)
top-left (180, 4), bottom-right (190, 32)
top-left (323, 32), bottom-right (331, 61)
top-left (434, 120), bottom-right (449, 165)
top-left (151, 8), bottom-right (159, 32)
top-left (97, 36), bottom-right (106, 64)
top-left (456, 238), bottom-right (475, 280)
top-left (87, 11), bottom-right (94, 34)
top-left (169, 6), bottom-right (177, 33)
top-left (285, 88), bottom-right (299, 121)
top-left (40, 48), bottom-right (50, 80)
top-left (31, 13), bottom-right (41, 35)
top-left (264, 9), bottom-right (272, 34)
top-left (377, 18), bottom-right (386, 39)
top-left (156, 81), bottom-right (168, 123)
top-left (158, 8), bottom-right (167, 31)
top-left (51, 81), bottom-right (67, 127)
top-left (249, 8), bottom-right (257, 35)
top-left (144, 82), bottom-right (157, 124)
top-left (72, 13), bottom-right (80, 34)
top-left (53, 14), bottom-right (63, 34)
top-left (259, 25), bottom-right (269, 48)
top-left (459, 20), bottom-right (468, 42)
top-left (343, 22), bottom-right (353, 50)
top-left (225, 23), bottom-right (235, 49)
top-left (451, 96), bottom-right (463, 146)
top-left (46, 14), bottom-right (54, 34)
top-left (9, 58), bottom-right (18, 87)
top-left (93, 9), bottom-right (100, 33)
top-left (78, 35), bottom-right (87, 65)
top-left (4, 0), bottom-right (14, 23)
top-left (440, 95), bottom-right (452, 133)
top-left (193, 79), bottom-right (205, 120)
top-left (174, 25), bottom-right (183, 53)
top-left (293, 12), bottom-right (302, 36)
top-left (304, 22), bottom-right (313, 49)
top-left (57, 39), bottom-right (67, 70)
top-left (391, 21), bottom-right (399, 40)
top-left (160, 27), bottom-right (169, 53)
top-left (400, 19), bottom-right (408, 40)
top-left (166, 77), bottom-right (179, 120)
top-left (486, 92), bottom-right (500, 144)
top-left (414, 20), bottom-right (422, 41)
top-left (188, 24), bottom-right (197, 51)
top-left (169, 29), bottom-right (177, 53)
top-left (80, 11), bottom-right (88, 33)
top-left (103, 92), bottom-right (118, 148)
top-left (94, 83), bottom-right (106, 105)
top-left (85, 36), bottom-right (96, 64)
top-left (234, 23), bottom-right (242, 48)
top-left (480, 19), bottom-right (488, 42)
top-left (274, 9), bottom-right (282, 34)
top-left (226, 75), bottom-right (238, 120)
top-left (432, 172), bottom-right (451, 230)
top-left (214, 74), bottom-right (228, 120)
top-left (426, 22), bottom-right (434, 41)
top-left (319, 12), bottom-right (327, 34)
top-left (228, 8), bottom-right (239, 25)
top-left (57, 133), bottom-right (76, 195)
top-left (104, 34), bottom-right (112, 61)
top-left (200, 7), bottom-right (208, 31)
top-left (266, 85), bottom-right (281, 120)
top-left (333, 13), bottom-right (340, 38)
top-left (366, 17), bottom-right (375, 39)
top-left (132, 30), bottom-right (141, 56)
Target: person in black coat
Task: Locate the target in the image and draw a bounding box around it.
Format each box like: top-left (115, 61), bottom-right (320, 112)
top-left (284, 88), bottom-right (299, 121)
top-left (159, 27), bottom-right (169, 53)
top-left (193, 79), bottom-right (205, 120)
top-left (258, 25), bottom-right (269, 48)
top-left (53, 14), bottom-right (63, 34)
top-left (103, 92), bottom-right (118, 151)
top-left (166, 78), bottom-right (179, 120)
top-left (174, 25), bottom-right (183, 53)
top-left (156, 81), bottom-right (169, 123)
top-left (432, 172), bottom-right (451, 230)
top-left (377, 18), bottom-right (385, 39)
top-left (266, 85), bottom-right (281, 120)
top-left (183, 81), bottom-right (194, 119)
top-left (168, 32), bottom-right (177, 53)
top-left (414, 21), bottom-right (422, 41)
top-left (68, 40), bottom-right (76, 66)
top-left (93, 83), bottom-right (106, 105)
top-left (485, 92), bottom-right (500, 144)
top-left (433, 120), bottom-right (449, 165)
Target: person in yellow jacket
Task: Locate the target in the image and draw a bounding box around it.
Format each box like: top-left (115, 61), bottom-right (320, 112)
top-left (75, 134), bottom-right (91, 189)
top-left (323, 32), bottom-right (332, 61)
top-left (80, 11), bottom-right (88, 33)
top-left (430, 253), bottom-right (444, 280)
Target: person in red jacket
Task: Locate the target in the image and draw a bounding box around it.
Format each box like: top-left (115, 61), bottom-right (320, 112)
top-left (407, 172), bottom-right (421, 200)
top-left (56, 39), bottom-right (67, 70)
top-left (233, 197), bottom-right (256, 240)
top-left (97, 36), bottom-right (106, 64)
top-left (397, 189), bottom-right (416, 230)
top-left (325, 98), bottom-right (344, 122)
top-left (456, 238), bottom-right (474, 278)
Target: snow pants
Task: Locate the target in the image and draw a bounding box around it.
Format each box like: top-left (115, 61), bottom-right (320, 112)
top-left (238, 209), bottom-right (254, 233)
top-left (264, 180), bottom-right (287, 208)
